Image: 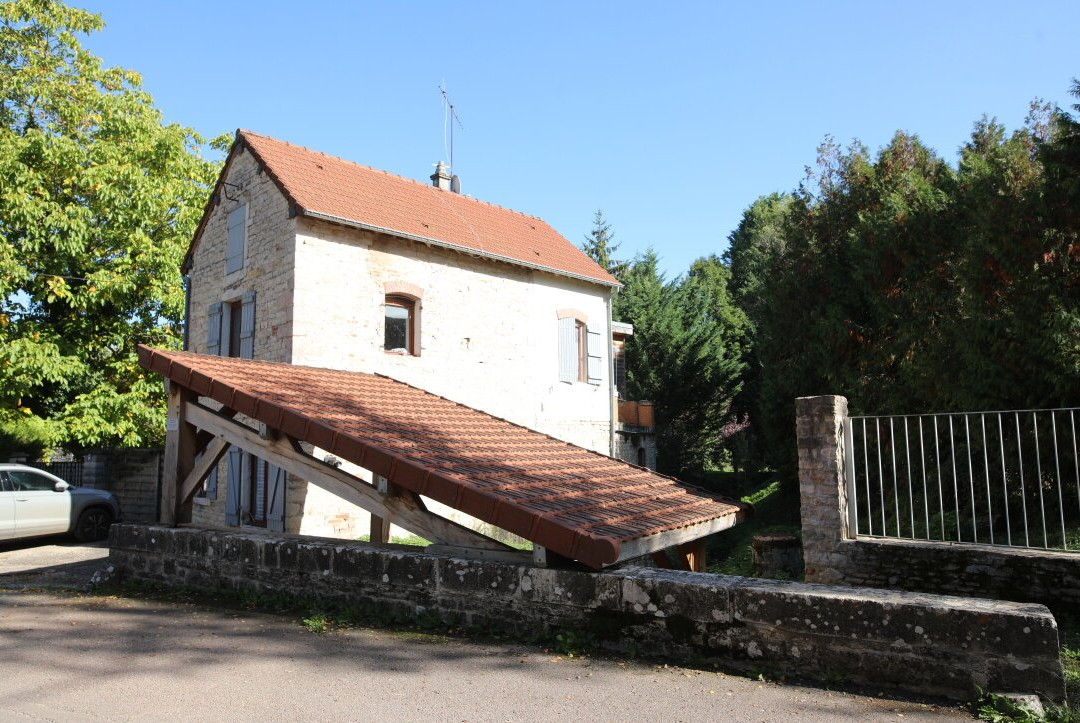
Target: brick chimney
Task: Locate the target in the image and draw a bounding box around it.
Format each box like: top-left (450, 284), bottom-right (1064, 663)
top-left (430, 161), bottom-right (451, 191)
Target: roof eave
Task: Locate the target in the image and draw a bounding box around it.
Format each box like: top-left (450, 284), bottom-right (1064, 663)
top-left (301, 209), bottom-right (622, 289)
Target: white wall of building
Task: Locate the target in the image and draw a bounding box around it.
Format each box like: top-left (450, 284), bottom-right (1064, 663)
top-left (290, 217), bottom-right (613, 453)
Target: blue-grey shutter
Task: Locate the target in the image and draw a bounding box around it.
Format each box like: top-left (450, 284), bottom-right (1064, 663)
top-left (558, 317), bottom-right (576, 383)
top-left (225, 447), bottom-right (242, 526)
top-left (206, 302), bottom-right (223, 356)
top-left (586, 327), bottom-right (602, 386)
top-left (267, 464), bottom-right (286, 532)
top-left (205, 467), bottom-right (218, 500)
top-left (239, 290), bottom-right (256, 359)
top-left (225, 204), bottom-right (246, 275)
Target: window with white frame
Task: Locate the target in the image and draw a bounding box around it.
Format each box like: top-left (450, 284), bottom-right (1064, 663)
top-left (557, 310), bottom-right (601, 385)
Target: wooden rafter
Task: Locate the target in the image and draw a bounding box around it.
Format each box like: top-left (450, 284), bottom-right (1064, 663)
top-left (178, 401), bottom-right (513, 553)
top-left (612, 514), bottom-right (738, 567)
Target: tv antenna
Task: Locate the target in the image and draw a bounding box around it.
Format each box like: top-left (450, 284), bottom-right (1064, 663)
top-left (440, 83), bottom-right (463, 178)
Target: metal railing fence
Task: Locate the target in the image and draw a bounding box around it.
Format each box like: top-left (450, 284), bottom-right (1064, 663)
top-left (24, 460), bottom-right (84, 486)
top-left (844, 407), bottom-right (1080, 551)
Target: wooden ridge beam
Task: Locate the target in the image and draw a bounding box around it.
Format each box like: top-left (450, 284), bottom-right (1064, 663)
top-left (183, 401), bottom-right (512, 552)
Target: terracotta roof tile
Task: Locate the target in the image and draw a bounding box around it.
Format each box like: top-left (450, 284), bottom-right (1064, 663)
top-left (227, 131), bottom-right (618, 286)
top-left (140, 347), bottom-right (747, 569)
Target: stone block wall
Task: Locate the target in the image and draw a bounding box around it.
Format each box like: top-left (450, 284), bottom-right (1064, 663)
top-left (109, 524), bottom-right (1064, 702)
top-left (798, 395), bottom-right (1080, 611)
top-left (83, 448), bottom-right (162, 523)
top-left (615, 429), bottom-right (657, 470)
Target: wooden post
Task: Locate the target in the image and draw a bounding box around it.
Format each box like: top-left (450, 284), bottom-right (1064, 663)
top-left (370, 474), bottom-right (392, 543)
top-left (677, 539), bottom-right (707, 572)
top-left (160, 385), bottom-right (197, 526)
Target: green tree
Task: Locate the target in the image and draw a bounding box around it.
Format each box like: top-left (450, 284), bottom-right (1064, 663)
top-left (737, 86), bottom-right (1080, 477)
top-left (614, 250), bottom-right (747, 478)
top-left (581, 209), bottom-right (627, 279)
top-left (0, 0), bottom-right (225, 456)
top-left (723, 193), bottom-right (792, 468)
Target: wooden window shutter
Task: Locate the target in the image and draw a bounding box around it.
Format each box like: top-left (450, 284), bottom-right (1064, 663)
top-left (266, 464), bottom-right (286, 532)
top-left (206, 302), bottom-right (223, 356)
top-left (225, 447), bottom-right (242, 526)
top-left (557, 317), bottom-right (576, 383)
top-left (225, 204), bottom-right (247, 275)
top-left (586, 327), bottom-right (602, 386)
top-left (239, 290), bottom-right (256, 359)
top-left (206, 467), bottom-right (218, 501)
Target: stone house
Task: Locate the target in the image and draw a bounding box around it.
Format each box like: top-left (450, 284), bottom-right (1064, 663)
top-left (181, 130), bottom-right (651, 538)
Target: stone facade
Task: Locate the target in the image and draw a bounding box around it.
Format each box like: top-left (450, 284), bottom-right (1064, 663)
top-left (615, 429), bottom-right (657, 470)
top-left (799, 395), bottom-right (1080, 611)
top-left (184, 146), bottom-right (617, 538)
top-left (186, 147), bottom-right (296, 366)
top-left (109, 524), bottom-right (1065, 702)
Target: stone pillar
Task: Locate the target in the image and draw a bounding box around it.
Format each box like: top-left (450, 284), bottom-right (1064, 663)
top-left (797, 395), bottom-right (850, 584)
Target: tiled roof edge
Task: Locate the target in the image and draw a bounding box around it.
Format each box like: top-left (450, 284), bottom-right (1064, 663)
top-left (302, 209), bottom-right (622, 288)
top-left (240, 130), bottom-right (553, 223)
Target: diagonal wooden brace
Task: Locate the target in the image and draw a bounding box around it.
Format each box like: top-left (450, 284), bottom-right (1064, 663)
top-left (183, 401), bottom-right (512, 552)
top-left (177, 435), bottom-right (230, 511)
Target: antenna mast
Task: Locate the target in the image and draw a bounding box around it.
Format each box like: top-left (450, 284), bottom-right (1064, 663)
top-left (440, 83), bottom-right (463, 177)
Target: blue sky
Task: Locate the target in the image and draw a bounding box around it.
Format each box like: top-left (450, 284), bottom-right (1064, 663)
top-left (81, 1), bottom-right (1079, 278)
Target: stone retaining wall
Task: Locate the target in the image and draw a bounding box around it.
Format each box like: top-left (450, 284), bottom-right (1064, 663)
top-left (109, 524), bottom-right (1064, 702)
top-left (827, 537), bottom-right (1080, 610)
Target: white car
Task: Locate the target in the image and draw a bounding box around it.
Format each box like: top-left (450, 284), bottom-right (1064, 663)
top-left (0, 464), bottom-right (122, 542)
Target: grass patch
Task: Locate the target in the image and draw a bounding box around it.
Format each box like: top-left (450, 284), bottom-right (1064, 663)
top-left (354, 531), bottom-right (532, 550)
top-left (703, 472), bottom-right (800, 578)
top-left (355, 533), bottom-right (431, 547)
top-left (302, 611), bottom-right (330, 634)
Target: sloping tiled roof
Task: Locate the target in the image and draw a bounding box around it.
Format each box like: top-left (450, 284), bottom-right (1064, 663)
top-left (188, 130), bottom-right (619, 287)
top-left (139, 347), bottom-right (746, 569)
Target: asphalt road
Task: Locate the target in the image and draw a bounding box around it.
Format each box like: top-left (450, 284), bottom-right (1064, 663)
top-left (0, 538), bottom-right (109, 588)
top-left (0, 539), bottom-right (971, 722)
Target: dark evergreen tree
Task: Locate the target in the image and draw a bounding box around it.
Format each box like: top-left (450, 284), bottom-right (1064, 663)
top-left (581, 209), bottom-right (628, 279)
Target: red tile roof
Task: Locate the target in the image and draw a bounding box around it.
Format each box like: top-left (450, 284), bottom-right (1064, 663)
top-left (187, 130), bottom-right (619, 286)
top-left (139, 347), bottom-right (747, 569)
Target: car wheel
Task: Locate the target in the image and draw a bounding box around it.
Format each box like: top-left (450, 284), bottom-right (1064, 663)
top-left (74, 508), bottom-right (113, 542)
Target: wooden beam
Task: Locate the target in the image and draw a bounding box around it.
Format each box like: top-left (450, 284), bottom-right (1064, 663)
top-left (177, 436), bottom-right (230, 511)
top-left (183, 402), bottom-right (512, 551)
top-left (611, 512), bottom-right (743, 564)
top-left (160, 386), bottom-right (197, 526)
top-left (370, 474), bottom-right (391, 543)
top-left (677, 538), bottom-right (707, 572)
top-left (427, 544), bottom-right (533, 566)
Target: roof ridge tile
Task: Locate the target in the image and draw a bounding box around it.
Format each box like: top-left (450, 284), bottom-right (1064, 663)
top-left (239, 129), bottom-right (549, 222)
